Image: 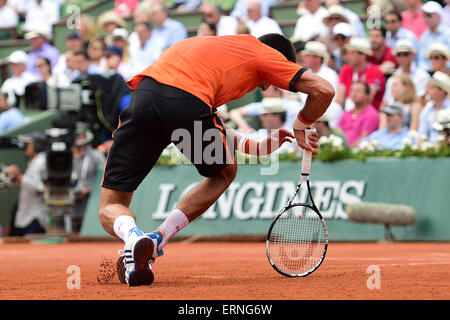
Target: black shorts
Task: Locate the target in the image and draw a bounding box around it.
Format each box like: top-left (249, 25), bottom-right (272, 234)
top-left (102, 77), bottom-right (234, 193)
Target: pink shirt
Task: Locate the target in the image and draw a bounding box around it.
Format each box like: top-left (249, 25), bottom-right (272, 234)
top-left (337, 104), bottom-right (380, 145)
top-left (401, 9), bottom-right (429, 40)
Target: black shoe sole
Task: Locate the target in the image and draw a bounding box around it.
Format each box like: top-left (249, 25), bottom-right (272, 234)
top-left (128, 237), bottom-right (155, 286)
top-left (116, 256), bottom-right (127, 284)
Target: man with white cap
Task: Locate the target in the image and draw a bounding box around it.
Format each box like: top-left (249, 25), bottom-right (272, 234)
top-left (418, 1), bottom-right (450, 71)
top-left (0, 50), bottom-right (39, 98)
top-left (418, 71), bottom-right (450, 142)
top-left (325, 0), bottom-right (366, 38)
top-left (25, 28), bottom-right (60, 77)
top-left (336, 37), bottom-right (386, 110)
top-left (382, 39), bottom-right (430, 107)
top-left (300, 41), bottom-right (342, 127)
top-left (330, 22), bottom-right (351, 72)
top-left (359, 103), bottom-right (412, 150)
top-left (427, 42), bottom-right (450, 75)
top-left (432, 108), bottom-right (450, 145)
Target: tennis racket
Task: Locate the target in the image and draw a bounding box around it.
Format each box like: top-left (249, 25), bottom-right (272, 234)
top-left (266, 127), bottom-right (328, 277)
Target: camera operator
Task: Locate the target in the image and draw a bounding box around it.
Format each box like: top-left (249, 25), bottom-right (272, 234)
top-left (7, 132), bottom-right (47, 236)
top-left (71, 122), bottom-right (106, 231)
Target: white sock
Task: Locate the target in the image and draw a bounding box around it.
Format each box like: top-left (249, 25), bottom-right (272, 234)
top-left (158, 208), bottom-right (189, 250)
top-left (113, 215), bottom-right (137, 242)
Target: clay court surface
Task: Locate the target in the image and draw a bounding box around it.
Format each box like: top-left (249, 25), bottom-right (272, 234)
top-left (0, 241), bottom-right (449, 300)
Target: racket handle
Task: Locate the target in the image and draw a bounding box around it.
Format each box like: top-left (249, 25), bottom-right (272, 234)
top-left (301, 127), bottom-right (315, 175)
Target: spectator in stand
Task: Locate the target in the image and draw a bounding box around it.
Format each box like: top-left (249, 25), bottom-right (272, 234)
top-left (229, 85), bottom-right (301, 133)
top-left (325, 0), bottom-right (366, 38)
top-left (337, 81), bottom-right (380, 148)
top-left (292, 0), bottom-right (329, 42)
top-left (128, 22), bottom-right (163, 74)
top-left (329, 22), bottom-right (351, 72)
top-left (299, 41), bottom-right (343, 128)
top-left (1, 51), bottom-right (39, 98)
top-left (115, 0), bottom-right (139, 18)
top-left (35, 57), bottom-right (70, 88)
top-left (8, 0), bottom-right (27, 21)
top-left (432, 108), bottom-right (450, 145)
top-left (245, 0), bottom-right (282, 38)
top-left (197, 21), bottom-right (217, 36)
top-left (201, 3), bottom-right (238, 36)
top-left (97, 10), bottom-right (127, 47)
top-left (112, 28), bottom-right (131, 63)
top-left (291, 37), bottom-right (306, 66)
top-left (79, 14), bottom-right (97, 50)
top-left (426, 42), bottom-right (450, 76)
top-left (72, 50), bottom-right (104, 76)
top-left (359, 103), bottom-right (412, 150)
top-left (336, 37), bottom-right (386, 110)
top-left (53, 32), bottom-right (84, 81)
top-left (418, 71), bottom-right (450, 142)
top-left (418, 1), bottom-right (450, 71)
top-left (368, 26), bottom-right (398, 76)
top-left (174, 0), bottom-right (202, 12)
top-left (25, 28), bottom-right (60, 77)
top-left (0, 91), bottom-right (24, 134)
top-left (230, 0), bottom-right (275, 19)
top-left (105, 46), bottom-right (134, 81)
top-left (401, 0), bottom-right (429, 40)
top-left (0, 0), bottom-right (19, 29)
top-left (87, 37), bottom-right (107, 73)
top-left (7, 132), bottom-right (47, 236)
top-left (150, 3), bottom-right (187, 50)
top-left (22, 0), bottom-right (59, 36)
top-left (382, 39), bottom-right (430, 109)
top-left (313, 115), bottom-right (351, 150)
top-left (384, 11), bottom-right (419, 54)
top-left (320, 5), bottom-right (351, 52)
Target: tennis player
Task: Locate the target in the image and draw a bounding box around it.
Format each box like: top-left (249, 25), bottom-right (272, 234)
top-left (98, 34), bottom-right (335, 286)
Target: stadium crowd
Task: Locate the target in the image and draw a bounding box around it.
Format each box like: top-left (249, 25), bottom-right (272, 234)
top-left (0, 0), bottom-right (450, 235)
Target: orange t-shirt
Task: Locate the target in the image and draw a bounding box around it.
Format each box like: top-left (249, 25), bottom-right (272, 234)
top-left (127, 35), bottom-right (304, 108)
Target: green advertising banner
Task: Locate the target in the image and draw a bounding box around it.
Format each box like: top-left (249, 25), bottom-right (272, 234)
top-left (81, 158), bottom-right (450, 241)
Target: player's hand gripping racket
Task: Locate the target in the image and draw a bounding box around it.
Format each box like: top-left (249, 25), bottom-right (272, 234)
top-left (266, 127), bottom-right (328, 277)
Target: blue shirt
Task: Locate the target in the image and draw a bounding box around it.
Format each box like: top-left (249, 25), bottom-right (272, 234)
top-left (418, 24), bottom-right (450, 71)
top-left (27, 42), bottom-right (60, 77)
top-left (361, 127), bottom-right (411, 150)
top-left (0, 108), bottom-right (25, 134)
top-left (418, 99), bottom-right (450, 142)
top-left (386, 27), bottom-right (420, 63)
top-left (152, 18), bottom-right (187, 50)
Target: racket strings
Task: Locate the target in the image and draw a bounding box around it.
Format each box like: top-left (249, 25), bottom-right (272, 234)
top-left (269, 206), bottom-right (326, 276)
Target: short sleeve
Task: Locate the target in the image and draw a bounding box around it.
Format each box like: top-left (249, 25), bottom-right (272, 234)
top-left (257, 45), bottom-right (304, 92)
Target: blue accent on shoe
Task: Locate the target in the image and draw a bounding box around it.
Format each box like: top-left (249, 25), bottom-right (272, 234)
top-left (129, 227), bottom-right (144, 237)
top-left (146, 232), bottom-right (164, 257)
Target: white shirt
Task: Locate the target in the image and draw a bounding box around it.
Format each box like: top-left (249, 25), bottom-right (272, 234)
top-left (1, 70), bottom-right (39, 96)
top-left (382, 63), bottom-right (431, 105)
top-left (128, 34), bottom-right (165, 74)
top-left (23, 0), bottom-right (59, 35)
top-left (0, 3), bottom-right (19, 28)
top-left (217, 15), bottom-right (239, 36)
top-left (246, 16), bottom-right (283, 38)
top-left (14, 152), bottom-right (47, 229)
top-left (293, 6), bottom-right (329, 41)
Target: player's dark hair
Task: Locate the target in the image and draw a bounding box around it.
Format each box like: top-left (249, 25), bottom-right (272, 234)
top-left (258, 33), bottom-right (296, 63)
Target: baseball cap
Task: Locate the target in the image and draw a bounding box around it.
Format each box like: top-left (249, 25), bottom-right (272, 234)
top-left (260, 98), bottom-right (286, 114)
top-left (345, 37), bottom-right (372, 56)
top-left (7, 50), bottom-right (28, 64)
top-left (429, 71), bottom-right (450, 94)
top-left (323, 5), bottom-right (349, 25)
top-left (105, 46), bottom-right (123, 58)
top-left (301, 41), bottom-right (329, 59)
top-left (333, 22), bottom-right (352, 37)
top-left (381, 103), bottom-right (404, 116)
top-left (112, 28), bottom-right (129, 40)
top-left (66, 31), bottom-right (81, 40)
top-left (393, 39), bottom-right (416, 54)
top-left (24, 27), bottom-right (50, 40)
top-left (421, 1), bottom-right (443, 16)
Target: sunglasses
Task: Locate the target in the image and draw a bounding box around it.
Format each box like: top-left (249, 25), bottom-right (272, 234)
top-left (430, 55), bottom-right (446, 60)
top-left (396, 52), bottom-right (412, 57)
top-left (385, 19), bottom-right (399, 24)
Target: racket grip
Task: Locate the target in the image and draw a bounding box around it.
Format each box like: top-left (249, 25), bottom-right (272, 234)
top-left (301, 127), bottom-right (315, 175)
